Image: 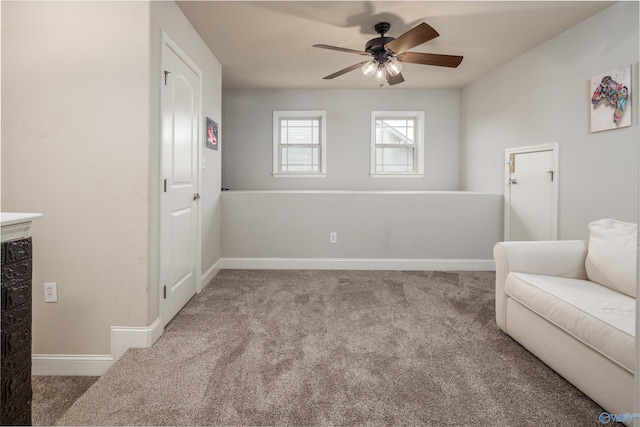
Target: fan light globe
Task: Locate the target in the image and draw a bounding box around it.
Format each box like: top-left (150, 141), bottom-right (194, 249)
top-left (375, 66), bottom-right (386, 86)
top-left (362, 60), bottom-right (378, 77)
top-left (385, 58), bottom-right (402, 76)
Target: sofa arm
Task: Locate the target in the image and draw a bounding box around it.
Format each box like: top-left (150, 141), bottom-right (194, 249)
top-left (493, 240), bottom-right (588, 331)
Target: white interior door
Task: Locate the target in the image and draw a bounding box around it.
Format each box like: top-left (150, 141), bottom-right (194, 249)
top-left (505, 144), bottom-right (558, 241)
top-left (160, 40), bottom-right (200, 327)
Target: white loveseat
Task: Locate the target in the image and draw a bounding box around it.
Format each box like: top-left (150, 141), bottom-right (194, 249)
top-left (494, 219), bottom-right (636, 417)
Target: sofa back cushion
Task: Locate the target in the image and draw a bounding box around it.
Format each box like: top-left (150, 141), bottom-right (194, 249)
top-left (585, 218), bottom-right (637, 298)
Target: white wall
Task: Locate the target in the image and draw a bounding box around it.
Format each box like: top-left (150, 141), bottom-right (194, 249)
top-left (222, 89), bottom-right (460, 191)
top-left (1, 0), bottom-right (223, 363)
top-left (460, 1), bottom-right (639, 239)
top-left (2, 1), bottom-right (151, 354)
top-left (222, 191), bottom-right (501, 266)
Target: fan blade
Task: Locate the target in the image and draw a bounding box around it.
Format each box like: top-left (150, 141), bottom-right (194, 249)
top-left (313, 44), bottom-right (370, 56)
top-left (384, 22), bottom-right (439, 54)
top-left (398, 52), bottom-right (463, 68)
top-left (387, 72), bottom-right (405, 86)
top-left (322, 62), bottom-right (369, 80)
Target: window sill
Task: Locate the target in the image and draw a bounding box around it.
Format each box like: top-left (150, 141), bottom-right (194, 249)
top-left (272, 173), bottom-right (327, 179)
top-left (369, 173), bottom-right (425, 179)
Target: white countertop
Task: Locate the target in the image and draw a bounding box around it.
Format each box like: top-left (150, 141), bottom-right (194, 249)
top-left (1, 212), bottom-right (43, 227)
top-left (1, 212), bottom-right (43, 242)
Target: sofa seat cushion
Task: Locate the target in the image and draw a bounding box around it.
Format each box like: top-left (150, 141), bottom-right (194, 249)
top-left (505, 272), bottom-right (635, 373)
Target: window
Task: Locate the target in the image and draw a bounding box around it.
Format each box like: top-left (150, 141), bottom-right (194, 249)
top-left (273, 111), bottom-right (326, 177)
top-left (371, 111), bottom-right (424, 177)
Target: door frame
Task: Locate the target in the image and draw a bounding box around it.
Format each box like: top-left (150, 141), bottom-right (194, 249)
top-left (159, 32), bottom-right (203, 325)
top-left (504, 142), bottom-right (559, 241)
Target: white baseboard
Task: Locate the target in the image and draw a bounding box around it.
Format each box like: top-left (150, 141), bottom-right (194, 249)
top-left (32, 354), bottom-right (114, 376)
top-left (32, 318), bottom-right (163, 376)
top-left (201, 258), bottom-right (222, 289)
top-left (110, 317), bottom-right (163, 361)
top-left (220, 257), bottom-right (496, 271)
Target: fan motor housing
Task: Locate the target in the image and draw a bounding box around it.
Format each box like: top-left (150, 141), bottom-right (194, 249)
top-left (365, 36), bottom-right (394, 61)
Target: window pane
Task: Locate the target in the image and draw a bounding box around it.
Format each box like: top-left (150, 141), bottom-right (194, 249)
top-left (288, 126), bottom-right (316, 144)
top-left (280, 119), bottom-right (319, 145)
top-left (281, 146), bottom-right (320, 172)
top-left (375, 147), bottom-right (415, 172)
top-left (376, 118), bottom-right (415, 145)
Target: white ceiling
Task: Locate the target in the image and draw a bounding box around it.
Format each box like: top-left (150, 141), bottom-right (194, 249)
top-left (177, 1), bottom-right (614, 89)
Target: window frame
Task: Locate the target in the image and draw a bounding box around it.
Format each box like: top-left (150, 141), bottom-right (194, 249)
top-left (370, 111), bottom-right (425, 178)
top-left (272, 110), bottom-right (327, 178)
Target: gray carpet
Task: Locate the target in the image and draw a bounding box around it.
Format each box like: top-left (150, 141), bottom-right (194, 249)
top-left (55, 270), bottom-right (613, 426)
top-left (31, 376), bottom-right (98, 425)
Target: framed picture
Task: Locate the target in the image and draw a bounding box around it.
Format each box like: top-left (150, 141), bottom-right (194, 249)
top-left (206, 117), bottom-right (218, 150)
top-left (590, 64), bottom-right (632, 133)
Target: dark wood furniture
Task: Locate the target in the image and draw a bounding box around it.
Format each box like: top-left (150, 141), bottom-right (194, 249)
top-left (1, 237), bottom-right (33, 425)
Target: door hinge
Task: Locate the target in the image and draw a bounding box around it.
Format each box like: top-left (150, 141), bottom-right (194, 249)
top-left (164, 70), bottom-right (171, 86)
top-left (163, 285), bottom-right (167, 299)
top-left (164, 179), bottom-right (167, 193)
top-left (508, 154), bottom-right (515, 174)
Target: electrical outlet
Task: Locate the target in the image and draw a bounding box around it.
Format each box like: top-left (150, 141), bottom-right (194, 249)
top-left (44, 282), bottom-right (58, 303)
top-left (329, 232), bottom-right (337, 244)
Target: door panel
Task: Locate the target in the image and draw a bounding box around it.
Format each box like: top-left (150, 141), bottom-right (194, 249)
top-left (161, 42), bottom-right (199, 327)
top-left (507, 148), bottom-right (557, 241)
top-left (171, 76), bottom-right (195, 185)
top-left (170, 207), bottom-right (194, 289)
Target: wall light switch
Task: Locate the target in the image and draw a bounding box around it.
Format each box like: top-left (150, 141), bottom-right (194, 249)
top-left (329, 232), bottom-right (337, 244)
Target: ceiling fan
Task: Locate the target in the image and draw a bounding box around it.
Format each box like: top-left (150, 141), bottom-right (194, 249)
top-left (313, 21), bottom-right (463, 86)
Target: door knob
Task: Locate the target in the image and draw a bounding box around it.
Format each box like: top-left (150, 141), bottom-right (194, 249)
top-left (193, 193), bottom-right (201, 201)
top-left (509, 178), bottom-right (518, 185)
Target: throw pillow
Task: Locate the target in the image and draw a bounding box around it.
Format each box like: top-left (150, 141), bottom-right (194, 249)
top-left (585, 218), bottom-right (637, 298)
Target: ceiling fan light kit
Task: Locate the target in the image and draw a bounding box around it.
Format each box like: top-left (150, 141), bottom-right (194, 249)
top-left (313, 21), bottom-right (463, 87)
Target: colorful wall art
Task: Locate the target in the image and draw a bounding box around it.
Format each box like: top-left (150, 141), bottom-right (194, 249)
top-left (206, 117), bottom-right (218, 150)
top-left (590, 64), bottom-right (631, 132)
